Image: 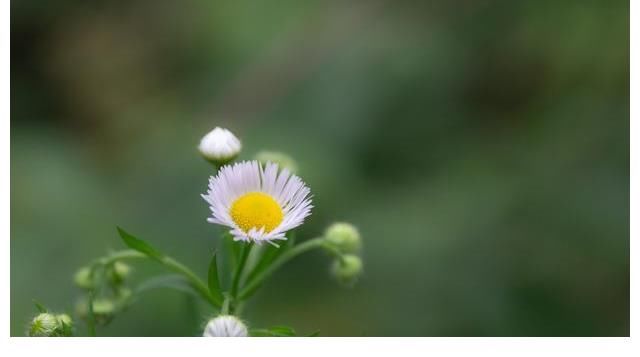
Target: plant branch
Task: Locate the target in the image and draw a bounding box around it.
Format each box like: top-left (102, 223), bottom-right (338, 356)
top-left (231, 244), bottom-right (252, 298)
top-left (239, 238), bottom-right (328, 300)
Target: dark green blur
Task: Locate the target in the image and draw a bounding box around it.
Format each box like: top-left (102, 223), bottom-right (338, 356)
top-left (11, 0), bottom-right (629, 336)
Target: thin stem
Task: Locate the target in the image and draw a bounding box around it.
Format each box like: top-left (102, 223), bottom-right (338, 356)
top-left (86, 290), bottom-right (96, 337)
top-left (161, 256), bottom-right (221, 307)
top-left (90, 249), bottom-right (220, 308)
top-left (221, 293), bottom-right (231, 315)
top-left (231, 244), bottom-right (252, 298)
top-left (239, 238), bottom-right (328, 300)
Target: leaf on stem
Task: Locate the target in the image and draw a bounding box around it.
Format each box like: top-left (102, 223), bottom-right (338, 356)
top-left (250, 325), bottom-right (297, 337)
top-left (207, 252), bottom-right (224, 304)
top-left (32, 299), bottom-right (47, 313)
top-left (116, 227), bottom-right (165, 262)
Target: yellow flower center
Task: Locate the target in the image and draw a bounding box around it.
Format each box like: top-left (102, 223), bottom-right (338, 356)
top-left (230, 192), bottom-right (283, 233)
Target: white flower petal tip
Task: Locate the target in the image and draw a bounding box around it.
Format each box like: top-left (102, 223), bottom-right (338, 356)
top-left (202, 160), bottom-right (313, 245)
top-left (203, 315), bottom-right (248, 337)
top-left (198, 127), bottom-right (242, 164)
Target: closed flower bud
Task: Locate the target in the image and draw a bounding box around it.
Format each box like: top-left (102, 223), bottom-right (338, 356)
top-left (203, 315), bottom-right (248, 337)
top-left (76, 298), bottom-right (116, 325)
top-left (107, 261), bottom-right (131, 285)
top-left (331, 255), bottom-right (363, 285)
top-left (28, 313), bottom-right (58, 337)
top-left (198, 127), bottom-right (242, 165)
top-left (92, 299), bottom-right (116, 316)
top-left (325, 223), bottom-right (361, 253)
top-left (55, 314), bottom-right (73, 337)
top-left (73, 266), bottom-right (95, 290)
top-left (255, 151), bottom-right (298, 174)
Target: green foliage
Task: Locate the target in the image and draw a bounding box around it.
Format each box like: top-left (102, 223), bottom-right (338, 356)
top-left (250, 325), bottom-right (297, 337)
top-left (207, 253), bottom-right (224, 303)
top-left (32, 300), bottom-right (47, 313)
top-left (117, 227), bottom-right (165, 262)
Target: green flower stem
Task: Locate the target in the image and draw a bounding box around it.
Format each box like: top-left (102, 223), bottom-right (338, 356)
top-left (221, 293), bottom-right (231, 315)
top-left (87, 290), bottom-right (97, 337)
top-left (91, 250), bottom-right (220, 308)
top-left (161, 255), bottom-right (220, 308)
top-left (231, 244), bottom-right (252, 298)
top-left (239, 238), bottom-right (331, 300)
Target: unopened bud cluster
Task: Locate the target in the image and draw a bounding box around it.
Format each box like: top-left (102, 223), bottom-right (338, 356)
top-left (73, 260), bottom-right (132, 326)
top-left (323, 222), bottom-right (364, 285)
top-left (28, 313), bottom-right (73, 337)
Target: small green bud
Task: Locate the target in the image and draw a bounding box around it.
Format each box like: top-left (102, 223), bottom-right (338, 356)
top-left (325, 223), bottom-right (362, 253)
top-left (56, 313), bottom-right (72, 326)
top-left (73, 267), bottom-right (95, 290)
top-left (76, 298), bottom-right (116, 325)
top-left (92, 299), bottom-right (116, 316)
top-left (55, 314), bottom-right (73, 336)
top-left (255, 151), bottom-right (298, 174)
top-left (28, 313), bottom-right (58, 337)
top-left (107, 261), bottom-right (131, 285)
top-left (331, 255), bottom-right (363, 285)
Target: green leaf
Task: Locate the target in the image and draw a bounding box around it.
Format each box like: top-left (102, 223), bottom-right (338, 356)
top-left (32, 299), bottom-right (47, 313)
top-left (306, 330), bottom-right (320, 337)
top-left (249, 329), bottom-right (275, 337)
top-left (116, 227), bottom-right (164, 261)
top-left (268, 325), bottom-right (297, 336)
top-left (250, 325), bottom-right (297, 337)
top-left (207, 252), bottom-right (224, 304)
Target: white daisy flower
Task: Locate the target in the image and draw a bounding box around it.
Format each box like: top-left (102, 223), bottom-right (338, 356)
top-left (202, 160), bottom-right (313, 245)
top-left (198, 127), bottom-right (242, 164)
top-left (203, 315), bottom-right (248, 337)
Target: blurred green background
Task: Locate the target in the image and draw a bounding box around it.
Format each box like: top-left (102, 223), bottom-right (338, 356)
top-left (11, 0), bottom-right (629, 336)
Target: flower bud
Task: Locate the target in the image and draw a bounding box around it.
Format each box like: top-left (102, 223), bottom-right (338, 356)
top-left (203, 315), bottom-right (248, 337)
top-left (76, 298), bottom-right (116, 325)
top-left (198, 127), bottom-right (242, 165)
top-left (324, 222), bottom-right (361, 253)
top-left (255, 151), bottom-right (298, 174)
top-left (331, 254), bottom-right (363, 285)
top-left (107, 261), bottom-right (131, 285)
top-left (55, 314), bottom-right (74, 336)
top-left (28, 313), bottom-right (58, 337)
top-left (92, 299), bottom-right (116, 316)
top-left (73, 266), bottom-right (95, 290)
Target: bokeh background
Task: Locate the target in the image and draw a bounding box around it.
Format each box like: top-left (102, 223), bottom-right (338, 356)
top-left (11, 0), bottom-right (629, 336)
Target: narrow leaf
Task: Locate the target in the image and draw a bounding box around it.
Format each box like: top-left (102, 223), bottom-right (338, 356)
top-left (116, 227), bottom-right (164, 261)
top-left (268, 325), bottom-right (297, 336)
top-left (250, 329), bottom-right (276, 337)
top-left (32, 299), bottom-right (47, 313)
top-left (207, 252), bottom-right (224, 304)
